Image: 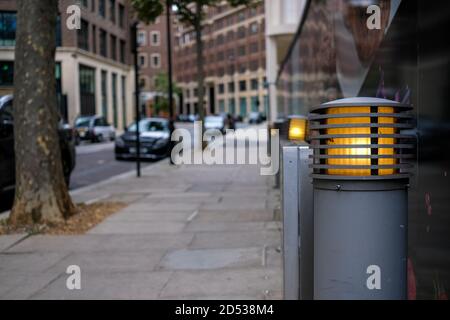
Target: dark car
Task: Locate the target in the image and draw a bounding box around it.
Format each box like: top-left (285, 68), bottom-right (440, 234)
top-left (0, 95), bottom-right (76, 192)
top-left (115, 118), bottom-right (172, 160)
top-left (74, 115), bottom-right (116, 144)
top-left (248, 112), bottom-right (264, 124)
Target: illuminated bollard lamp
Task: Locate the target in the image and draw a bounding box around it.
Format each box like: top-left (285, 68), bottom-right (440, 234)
top-left (308, 97), bottom-right (415, 299)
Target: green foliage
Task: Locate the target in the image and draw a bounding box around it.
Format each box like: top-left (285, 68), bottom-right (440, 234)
top-left (154, 72), bottom-right (181, 95)
top-left (131, 0), bottom-right (260, 26)
top-left (153, 72), bottom-right (181, 114)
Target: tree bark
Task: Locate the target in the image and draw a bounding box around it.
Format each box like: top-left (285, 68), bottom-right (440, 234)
top-left (194, 3), bottom-right (207, 149)
top-left (9, 0), bottom-right (76, 225)
top-left (195, 23), bottom-right (205, 122)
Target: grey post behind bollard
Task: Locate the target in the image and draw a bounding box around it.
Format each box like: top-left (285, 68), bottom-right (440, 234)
top-left (313, 179), bottom-right (408, 300)
top-left (282, 144), bottom-right (313, 300)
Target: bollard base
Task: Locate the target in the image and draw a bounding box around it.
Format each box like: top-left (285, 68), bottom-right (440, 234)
top-left (313, 179), bottom-right (408, 300)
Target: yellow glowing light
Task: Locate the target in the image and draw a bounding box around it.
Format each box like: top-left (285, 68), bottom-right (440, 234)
top-left (288, 117), bottom-right (307, 141)
top-left (326, 106), bottom-right (396, 176)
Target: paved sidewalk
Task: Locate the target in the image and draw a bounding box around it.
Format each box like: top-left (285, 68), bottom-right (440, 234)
top-left (0, 152), bottom-right (282, 299)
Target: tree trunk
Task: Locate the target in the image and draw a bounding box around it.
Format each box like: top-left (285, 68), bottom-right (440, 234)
top-left (194, 4), bottom-right (207, 149)
top-left (195, 23), bottom-right (205, 122)
top-left (9, 0), bottom-right (76, 225)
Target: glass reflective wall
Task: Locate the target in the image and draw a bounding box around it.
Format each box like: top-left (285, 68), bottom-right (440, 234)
top-left (277, 0), bottom-right (450, 299)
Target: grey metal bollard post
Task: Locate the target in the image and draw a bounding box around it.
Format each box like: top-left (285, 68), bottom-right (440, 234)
top-left (282, 144), bottom-right (313, 300)
top-left (309, 97), bottom-right (415, 300)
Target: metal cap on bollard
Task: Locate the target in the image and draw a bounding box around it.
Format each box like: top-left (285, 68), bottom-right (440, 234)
top-left (308, 97), bottom-right (415, 299)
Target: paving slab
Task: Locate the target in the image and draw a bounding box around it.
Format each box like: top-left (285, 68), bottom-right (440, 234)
top-left (184, 221), bottom-right (267, 233)
top-left (105, 210), bottom-right (194, 222)
top-left (193, 209), bottom-right (273, 223)
top-left (6, 234), bottom-right (194, 253)
top-left (31, 271), bottom-right (173, 300)
top-left (50, 250), bottom-right (166, 273)
top-left (189, 230), bottom-right (281, 250)
top-left (88, 221), bottom-right (187, 234)
top-left (0, 234), bottom-right (28, 252)
top-left (0, 252), bottom-right (68, 274)
top-left (159, 247), bottom-right (263, 270)
top-left (159, 267), bottom-right (282, 299)
top-left (0, 270), bottom-right (61, 300)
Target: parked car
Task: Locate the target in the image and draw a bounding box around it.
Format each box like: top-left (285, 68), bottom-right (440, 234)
top-left (0, 95), bottom-right (76, 191)
top-left (188, 114), bottom-right (200, 122)
top-left (233, 114), bottom-right (243, 123)
top-left (204, 115), bottom-right (227, 133)
top-left (248, 111), bottom-right (264, 124)
top-left (115, 118), bottom-right (171, 160)
top-left (219, 112), bottom-right (236, 130)
top-left (74, 115), bottom-right (115, 144)
top-left (177, 114), bottom-right (190, 122)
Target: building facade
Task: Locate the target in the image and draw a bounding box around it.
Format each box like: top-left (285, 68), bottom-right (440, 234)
top-left (174, 1), bottom-right (268, 118)
top-left (136, 9), bottom-right (176, 115)
top-left (0, 0), bottom-right (135, 130)
top-left (265, 0), bottom-right (306, 123)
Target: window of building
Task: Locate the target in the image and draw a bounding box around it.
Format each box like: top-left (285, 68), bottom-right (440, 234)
top-left (226, 30), bottom-right (234, 42)
top-left (110, 34), bottom-right (117, 60)
top-left (250, 22), bottom-right (258, 34)
top-left (239, 97), bottom-right (247, 117)
top-left (139, 77), bottom-right (146, 89)
top-left (0, 11), bottom-right (17, 47)
top-left (217, 51), bottom-right (224, 61)
top-left (92, 25), bottom-right (97, 54)
top-left (251, 96), bottom-right (259, 112)
top-left (193, 88), bottom-right (198, 97)
top-left (228, 64), bottom-right (235, 75)
top-left (0, 61), bottom-right (14, 86)
top-left (219, 100), bottom-right (225, 112)
top-left (81, 0), bottom-right (88, 7)
top-left (150, 54), bottom-right (161, 68)
top-left (137, 30), bottom-right (146, 46)
top-left (79, 65), bottom-right (96, 116)
top-left (56, 15), bottom-right (62, 47)
top-left (238, 11), bottom-right (245, 22)
top-left (112, 73), bottom-right (118, 127)
top-left (101, 70), bottom-right (108, 118)
top-left (121, 76), bottom-right (127, 127)
top-left (237, 26), bottom-right (246, 38)
top-left (238, 45), bottom-right (246, 56)
top-left (216, 34), bottom-right (224, 46)
top-left (100, 29), bottom-right (107, 57)
top-left (238, 63), bottom-right (247, 74)
top-left (249, 42), bottom-right (258, 53)
top-left (77, 19), bottom-right (89, 51)
top-left (228, 82), bottom-right (235, 93)
top-left (250, 60), bottom-right (258, 71)
top-left (218, 84), bottom-right (225, 94)
top-left (139, 53), bottom-right (147, 67)
top-left (251, 78), bottom-right (258, 90)
top-left (227, 48), bottom-right (235, 61)
top-left (110, 0), bottom-right (116, 23)
top-left (150, 31), bottom-right (160, 46)
top-left (119, 39), bottom-right (126, 63)
top-left (99, 0), bottom-right (106, 17)
top-left (229, 98), bottom-right (236, 114)
top-left (119, 4), bottom-right (125, 28)
top-left (239, 80), bottom-right (247, 91)
top-left (91, 0), bottom-right (96, 12)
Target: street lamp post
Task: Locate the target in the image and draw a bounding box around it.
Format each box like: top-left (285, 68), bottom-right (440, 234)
top-left (166, 0), bottom-right (174, 120)
top-left (132, 22), bottom-right (141, 178)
